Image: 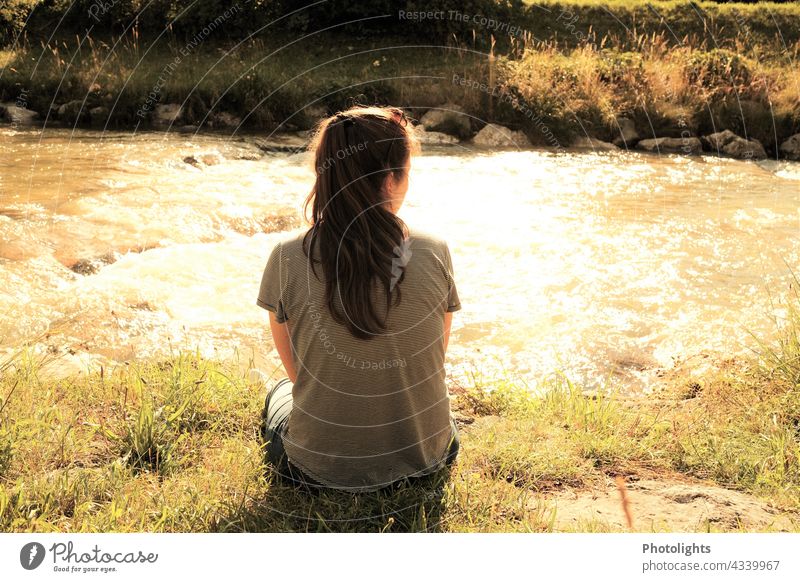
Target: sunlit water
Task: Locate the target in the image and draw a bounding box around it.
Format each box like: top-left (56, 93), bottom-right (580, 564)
top-left (1, 127), bottom-right (799, 392)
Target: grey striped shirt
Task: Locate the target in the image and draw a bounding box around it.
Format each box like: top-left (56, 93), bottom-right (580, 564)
top-left (256, 227), bottom-right (460, 490)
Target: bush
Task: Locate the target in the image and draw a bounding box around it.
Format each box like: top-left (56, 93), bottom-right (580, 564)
top-left (15, 1), bottom-right (527, 43)
top-left (0, 0), bottom-right (38, 45)
top-left (684, 49), bottom-right (754, 98)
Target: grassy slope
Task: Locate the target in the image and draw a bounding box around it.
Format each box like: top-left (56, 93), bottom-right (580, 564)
top-left (0, 286), bottom-right (798, 532)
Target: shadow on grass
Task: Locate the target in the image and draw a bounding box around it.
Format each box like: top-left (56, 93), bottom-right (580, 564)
top-left (219, 460), bottom-right (456, 533)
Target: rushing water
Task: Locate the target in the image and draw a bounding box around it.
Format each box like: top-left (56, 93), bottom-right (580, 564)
top-left (1, 127), bottom-right (799, 391)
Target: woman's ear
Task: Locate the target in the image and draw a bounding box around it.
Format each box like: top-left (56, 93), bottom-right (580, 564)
top-left (383, 171), bottom-right (395, 196)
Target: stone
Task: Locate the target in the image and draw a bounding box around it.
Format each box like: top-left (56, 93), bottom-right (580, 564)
top-left (88, 106), bottom-right (109, 126)
top-left (1, 103), bottom-right (38, 124)
top-left (722, 137), bottom-right (766, 160)
top-left (779, 133), bottom-right (800, 161)
top-left (472, 123), bottom-right (531, 148)
top-left (70, 251), bottom-right (119, 275)
top-left (233, 151), bottom-right (263, 161)
top-left (183, 151), bottom-right (223, 167)
top-left (702, 129), bottom-right (738, 151)
top-left (211, 111), bottom-right (241, 128)
top-left (153, 103), bottom-right (182, 126)
top-left (413, 124), bottom-right (458, 145)
top-left (199, 152), bottom-right (223, 165)
top-left (702, 129), bottom-right (766, 160)
top-left (612, 117), bottom-right (639, 147)
top-left (636, 137), bottom-right (702, 155)
top-left (57, 100), bottom-right (88, 124)
top-left (572, 136), bottom-right (618, 150)
top-left (420, 103), bottom-right (471, 139)
top-left (251, 133), bottom-right (309, 154)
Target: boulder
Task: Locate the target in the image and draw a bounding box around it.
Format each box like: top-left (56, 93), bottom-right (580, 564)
top-left (199, 152), bottom-right (223, 165)
top-left (702, 130), bottom-right (766, 160)
top-left (472, 123), bottom-right (531, 148)
top-left (636, 137), bottom-right (702, 155)
top-left (702, 129), bottom-right (738, 151)
top-left (722, 137), bottom-right (766, 160)
top-left (233, 151), bottom-right (263, 161)
top-left (57, 100), bottom-right (89, 124)
top-left (70, 251), bottom-right (119, 275)
top-left (413, 125), bottom-right (458, 145)
top-left (183, 151), bottom-right (224, 167)
top-left (251, 133), bottom-right (308, 154)
top-left (612, 117), bottom-right (639, 147)
top-left (88, 106), bottom-right (109, 126)
top-left (153, 103), bottom-right (182, 126)
top-left (1, 103), bottom-right (38, 124)
top-left (779, 133), bottom-right (800, 161)
top-left (420, 104), bottom-right (471, 139)
top-left (211, 111), bottom-right (241, 129)
top-left (572, 136), bottom-right (618, 151)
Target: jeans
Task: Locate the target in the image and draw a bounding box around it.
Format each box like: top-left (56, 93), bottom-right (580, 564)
top-left (260, 378), bottom-right (460, 490)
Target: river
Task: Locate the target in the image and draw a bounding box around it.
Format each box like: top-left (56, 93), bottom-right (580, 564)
top-left (1, 127), bottom-right (799, 392)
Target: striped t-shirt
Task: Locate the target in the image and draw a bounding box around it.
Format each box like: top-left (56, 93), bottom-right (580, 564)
top-left (256, 227), bottom-right (461, 491)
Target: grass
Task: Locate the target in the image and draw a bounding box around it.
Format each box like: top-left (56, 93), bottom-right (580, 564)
top-left (0, 280), bottom-right (798, 532)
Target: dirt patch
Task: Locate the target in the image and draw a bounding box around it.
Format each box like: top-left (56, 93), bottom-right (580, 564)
top-left (540, 477), bottom-right (799, 532)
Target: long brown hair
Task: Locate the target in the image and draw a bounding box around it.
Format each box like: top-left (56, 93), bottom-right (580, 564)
top-left (303, 105), bottom-right (417, 340)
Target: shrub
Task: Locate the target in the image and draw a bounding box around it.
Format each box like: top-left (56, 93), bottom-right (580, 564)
top-left (0, 0), bottom-right (38, 45)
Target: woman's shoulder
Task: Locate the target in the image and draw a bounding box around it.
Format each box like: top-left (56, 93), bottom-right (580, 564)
top-left (272, 230), bottom-right (307, 257)
top-left (406, 226), bottom-right (451, 252)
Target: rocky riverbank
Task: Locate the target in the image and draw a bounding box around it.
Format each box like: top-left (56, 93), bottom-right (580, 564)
top-left (4, 95), bottom-right (800, 162)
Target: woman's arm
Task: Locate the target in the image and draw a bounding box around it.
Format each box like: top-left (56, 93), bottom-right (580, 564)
top-left (269, 311), bottom-right (297, 383)
top-left (444, 311), bottom-right (453, 354)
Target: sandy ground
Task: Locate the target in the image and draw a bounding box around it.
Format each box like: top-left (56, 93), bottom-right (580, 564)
top-left (539, 477), bottom-right (798, 532)
top-left (457, 414), bottom-right (799, 532)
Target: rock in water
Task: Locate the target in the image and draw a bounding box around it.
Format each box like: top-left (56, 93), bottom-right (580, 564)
top-left (1, 103), bottom-right (38, 124)
top-left (702, 129), bottom-right (738, 151)
top-left (251, 133), bottom-right (309, 154)
top-left (779, 133), bottom-right (800, 161)
top-left (572, 136), bottom-right (618, 150)
top-left (89, 106), bottom-right (109, 126)
top-left (722, 137), bottom-right (766, 160)
top-left (636, 137), bottom-right (702, 155)
top-left (57, 100), bottom-right (89, 124)
top-left (199, 152), bottom-right (223, 165)
top-left (183, 151), bottom-right (224, 167)
top-left (413, 125), bottom-right (459, 145)
top-left (703, 130), bottom-right (766, 160)
top-left (612, 117), bottom-right (639, 147)
top-left (70, 251), bottom-right (119, 275)
top-left (420, 104), bottom-right (472, 139)
top-left (211, 111), bottom-right (242, 129)
top-left (472, 123), bottom-right (531, 148)
top-left (183, 155), bottom-right (201, 168)
top-left (153, 103), bottom-right (182, 126)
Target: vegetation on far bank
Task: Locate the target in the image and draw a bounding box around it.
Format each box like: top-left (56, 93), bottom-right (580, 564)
top-left (1, 1), bottom-right (799, 152)
top-left (0, 275), bottom-right (798, 532)
top-left (4, 1), bottom-right (800, 49)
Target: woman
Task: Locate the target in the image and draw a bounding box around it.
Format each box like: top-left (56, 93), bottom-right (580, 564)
top-left (256, 105), bottom-right (461, 492)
